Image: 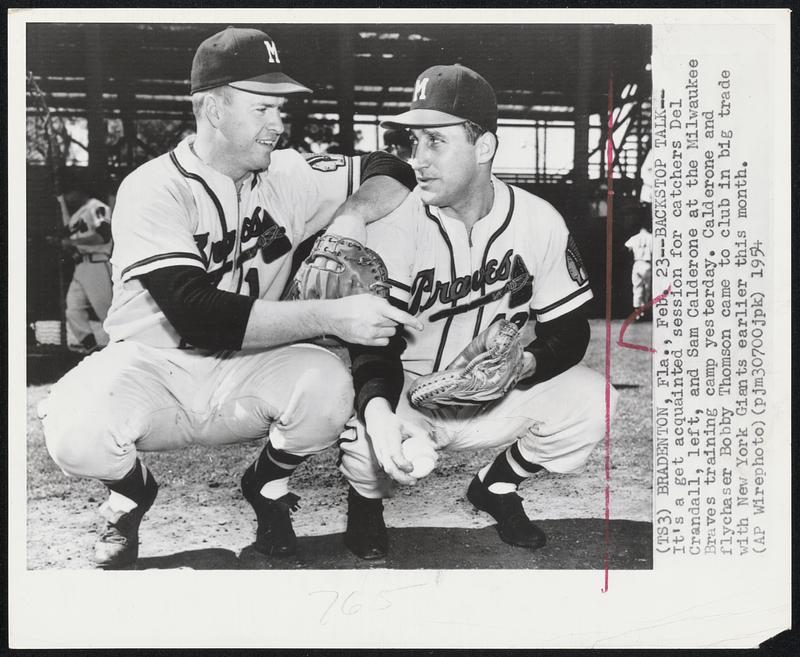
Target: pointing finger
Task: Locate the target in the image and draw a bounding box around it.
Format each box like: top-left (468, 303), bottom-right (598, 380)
top-left (381, 304), bottom-right (423, 331)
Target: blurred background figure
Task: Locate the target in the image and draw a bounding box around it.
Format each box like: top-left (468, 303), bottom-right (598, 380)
top-left (624, 217), bottom-right (653, 320)
top-left (590, 181), bottom-right (608, 220)
top-left (47, 187), bottom-right (113, 352)
top-left (638, 147), bottom-right (654, 214)
top-left (383, 127), bottom-right (413, 162)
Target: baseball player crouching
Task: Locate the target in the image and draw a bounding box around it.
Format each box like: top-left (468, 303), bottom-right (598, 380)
top-left (39, 27), bottom-right (420, 568)
top-left (338, 65), bottom-right (619, 558)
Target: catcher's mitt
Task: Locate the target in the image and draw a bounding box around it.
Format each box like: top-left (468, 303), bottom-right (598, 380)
top-left (283, 233), bottom-right (390, 301)
top-left (408, 320), bottom-right (529, 409)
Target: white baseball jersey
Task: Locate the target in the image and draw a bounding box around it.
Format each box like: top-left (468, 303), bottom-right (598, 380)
top-left (365, 178), bottom-right (593, 376)
top-left (104, 137), bottom-right (362, 347)
top-left (625, 229), bottom-right (653, 262)
top-left (67, 199), bottom-right (113, 256)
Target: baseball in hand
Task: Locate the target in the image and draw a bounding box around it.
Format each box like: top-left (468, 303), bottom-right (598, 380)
top-left (401, 435), bottom-right (438, 479)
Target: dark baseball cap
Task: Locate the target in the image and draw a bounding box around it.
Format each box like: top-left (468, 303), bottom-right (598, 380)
top-left (191, 26), bottom-right (311, 95)
top-left (381, 64), bottom-right (497, 133)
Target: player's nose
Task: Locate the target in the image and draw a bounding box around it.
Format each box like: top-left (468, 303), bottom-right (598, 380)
top-left (266, 108), bottom-right (284, 133)
top-left (410, 143), bottom-right (427, 171)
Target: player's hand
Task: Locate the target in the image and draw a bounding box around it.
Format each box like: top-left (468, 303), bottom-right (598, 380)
top-left (363, 399), bottom-right (428, 485)
top-left (324, 294), bottom-right (422, 346)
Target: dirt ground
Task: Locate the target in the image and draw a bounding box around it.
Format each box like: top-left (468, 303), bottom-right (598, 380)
top-left (25, 319), bottom-right (652, 570)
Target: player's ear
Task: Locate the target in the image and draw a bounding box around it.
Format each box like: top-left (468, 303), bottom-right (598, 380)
top-left (205, 94), bottom-right (222, 127)
top-left (476, 131), bottom-right (497, 165)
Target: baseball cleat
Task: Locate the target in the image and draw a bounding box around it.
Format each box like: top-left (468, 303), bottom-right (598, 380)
top-left (467, 476), bottom-right (546, 550)
top-left (93, 476), bottom-right (159, 569)
top-left (344, 486), bottom-right (388, 560)
top-left (241, 469), bottom-right (300, 557)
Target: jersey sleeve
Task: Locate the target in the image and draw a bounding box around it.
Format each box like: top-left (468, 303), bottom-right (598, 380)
top-left (111, 169), bottom-right (205, 283)
top-left (364, 194), bottom-right (418, 309)
top-left (530, 201), bottom-right (593, 322)
top-left (624, 235), bottom-right (636, 250)
top-left (291, 152), bottom-right (362, 240)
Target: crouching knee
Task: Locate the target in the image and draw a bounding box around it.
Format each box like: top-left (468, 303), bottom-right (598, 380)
top-left (298, 351), bottom-right (355, 435)
top-left (576, 375), bottom-right (619, 448)
top-left (41, 398), bottom-right (140, 481)
top-left (273, 351), bottom-right (355, 454)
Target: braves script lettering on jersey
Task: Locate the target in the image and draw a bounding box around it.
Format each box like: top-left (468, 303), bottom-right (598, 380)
top-left (339, 180), bottom-right (615, 499)
top-left (371, 179), bottom-right (592, 375)
top-left (105, 137), bottom-right (361, 347)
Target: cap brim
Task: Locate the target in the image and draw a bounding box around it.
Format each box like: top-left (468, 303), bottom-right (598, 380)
top-left (230, 72), bottom-right (311, 95)
top-left (380, 109), bottom-right (466, 129)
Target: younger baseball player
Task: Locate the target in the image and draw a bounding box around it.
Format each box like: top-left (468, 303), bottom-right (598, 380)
top-left (339, 64), bottom-right (618, 559)
top-left (40, 27), bottom-right (420, 568)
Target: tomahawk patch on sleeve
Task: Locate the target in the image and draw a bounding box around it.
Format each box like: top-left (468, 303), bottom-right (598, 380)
top-left (565, 234), bottom-right (589, 286)
top-left (304, 153), bottom-right (347, 172)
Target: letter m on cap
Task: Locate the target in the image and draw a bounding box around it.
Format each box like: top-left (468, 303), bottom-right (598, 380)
top-left (413, 77), bottom-right (429, 101)
top-left (264, 40), bottom-right (280, 64)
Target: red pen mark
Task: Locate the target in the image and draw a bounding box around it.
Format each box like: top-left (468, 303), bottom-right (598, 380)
top-left (602, 66), bottom-right (615, 594)
top-left (617, 286), bottom-right (672, 353)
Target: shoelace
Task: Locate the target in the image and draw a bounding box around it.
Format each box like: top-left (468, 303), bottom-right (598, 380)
top-left (100, 520), bottom-right (132, 544)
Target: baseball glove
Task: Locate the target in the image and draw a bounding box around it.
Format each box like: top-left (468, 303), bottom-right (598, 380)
top-left (408, 320), bottom-right (529, 409)
top-left (283, 233), bottom-right (390, 301)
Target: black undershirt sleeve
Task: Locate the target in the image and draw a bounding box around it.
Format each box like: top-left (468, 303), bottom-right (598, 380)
top-left (333, 153), bottom-right (413, 420)
top-left (522, 305), bottom-right (591, 384)
top-left (349, 333), bottom-right (407, 423)
top-left (359, 150), bottom-right (416, 191)
top-left (347, 297), bottom-right (409, 422)
top-left (139, 265), bottom-right (255, 351)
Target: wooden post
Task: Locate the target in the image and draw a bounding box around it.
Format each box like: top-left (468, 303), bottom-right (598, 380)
top-left (336, 25), bottom-right (355, 152)
top-left (116, 27), bottom-right (138, 171)
top-left (571, 26), bottom-right (593, 220)
top-left (85, 25), bottom-right (108, 198)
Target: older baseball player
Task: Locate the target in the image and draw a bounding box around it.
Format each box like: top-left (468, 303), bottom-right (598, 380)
top-left (48, 189), bottom-right (114, 352)
top-left (338, 64), bottom-right (618, 559)
top-left (40, 26), bottom-right (420, 568)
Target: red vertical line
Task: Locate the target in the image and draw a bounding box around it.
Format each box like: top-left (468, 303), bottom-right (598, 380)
top-left (602, 65), bottom-right (615, 593)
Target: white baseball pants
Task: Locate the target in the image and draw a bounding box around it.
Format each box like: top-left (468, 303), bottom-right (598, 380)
top-left (65, 260), bottom-right (113, 345)
top-left (339, 364), bottom-right (617, 499)
top-left (41, 341), bottom-right (354, 482)
top-left (631, 260), bottom-right (653, 308)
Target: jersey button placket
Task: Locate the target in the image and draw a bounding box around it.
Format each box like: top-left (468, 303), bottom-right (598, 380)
top-left (232, 183), bottom-right (244, 293)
